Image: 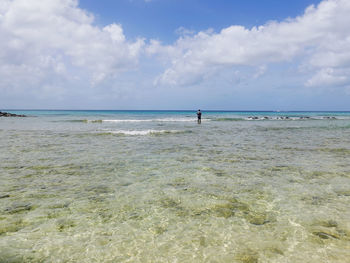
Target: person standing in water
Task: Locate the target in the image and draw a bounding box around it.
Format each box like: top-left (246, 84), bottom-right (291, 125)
top-left (197, 109), bottom-right (202, 124)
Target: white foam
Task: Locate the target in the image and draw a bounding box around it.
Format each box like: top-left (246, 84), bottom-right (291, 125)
top-left (244, 116), bottom-right (342, 121)
top-left (103, 119), bottom-right (151, 123)
top-left (102, 118), bottom-right (198, 123)
top-left (106, 129), bottom-right (182, 135)
top-left (335, 116), bottom-right (350, 120)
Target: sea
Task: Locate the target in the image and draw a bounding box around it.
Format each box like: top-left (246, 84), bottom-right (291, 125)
top-left (0, 110), bottom-right (350, 263)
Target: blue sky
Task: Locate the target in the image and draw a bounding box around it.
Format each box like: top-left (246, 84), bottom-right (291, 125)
top-left (1, 0), bottom-right (350, 110)
top-left (79, 0), bottom-right (321, 42)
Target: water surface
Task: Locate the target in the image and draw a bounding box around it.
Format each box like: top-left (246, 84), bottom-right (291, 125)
top-left (1, 111), bottom-right (350, 262)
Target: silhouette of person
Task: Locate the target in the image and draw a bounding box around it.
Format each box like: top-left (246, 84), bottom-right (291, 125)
top-left (197, 109), bottom-right (202, 124)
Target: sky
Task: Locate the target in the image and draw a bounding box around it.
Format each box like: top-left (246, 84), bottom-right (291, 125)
top-left (1, 0), bottom-right (350, 110)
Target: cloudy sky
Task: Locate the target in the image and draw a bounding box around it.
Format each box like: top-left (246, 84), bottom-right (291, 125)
top-left (1, 0), bottom-right (350, 110)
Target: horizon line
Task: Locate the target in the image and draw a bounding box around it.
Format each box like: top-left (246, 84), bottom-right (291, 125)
top-left (2, 109), bottom-right (350, 112)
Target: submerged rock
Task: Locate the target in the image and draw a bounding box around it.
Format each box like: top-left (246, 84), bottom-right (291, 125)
top-left (4, 203), bottom-right (32, 214)
top-left (207, 197), bottom-right (250, 219)
top-left (160, 197), bottom-right (181, 209)
top-left (56, 218), bottom-right (75, 231)
top-left (235, 250), bottom-right (259, 263)
top-left (150, 226), bottom-right (167, 235)
top-left (0, 219), bottom-right (25, 235)
top-left (335, 190), bottom-right (350, 196)
top-left (313, 231), bottom-right (339, 240)
top-left (86, 185), bottom-right (111, 194)
top-left (245, 212), bottom-right (270, 225)
top-left (310, 220), bottom-right (349, 241)
top-left (319, 220), bottom-right (338, 228)
top-left (159, 196), bottom-right (189, 217)
top-left (210, 203), bottom-right (236, 218)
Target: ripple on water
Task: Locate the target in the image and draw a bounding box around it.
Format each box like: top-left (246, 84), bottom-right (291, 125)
top-left (1, 115), bottom-right (350, 262)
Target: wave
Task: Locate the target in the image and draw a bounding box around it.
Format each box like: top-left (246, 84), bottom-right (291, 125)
top-left (66, 118), bottom-right (199, 123)
top-left (103, 118), bottom-right (197, 123)
top-left (95, 129), bottom-right (191, 136)
top-left (66, 115), bottom-right (349, 123)
top-left (213, 118), bottom-right (244, 121)
top-left (64, 119), bottom-right (102, 123)
top-left (213, 116), bottom-right (348, 121)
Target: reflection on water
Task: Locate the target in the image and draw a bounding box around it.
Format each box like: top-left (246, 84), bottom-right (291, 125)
top-left (0, 112), bottom-right (350, 262)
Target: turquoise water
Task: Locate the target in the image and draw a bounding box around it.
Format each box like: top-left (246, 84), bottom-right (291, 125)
top-left (1, 111), bottom-right (350, 262)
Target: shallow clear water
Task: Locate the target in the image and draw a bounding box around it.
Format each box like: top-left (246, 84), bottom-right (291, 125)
top-left (1, 111), bottom-right (350, 262)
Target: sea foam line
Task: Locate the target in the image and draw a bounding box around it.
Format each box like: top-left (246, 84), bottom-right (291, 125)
top-left (99, 129), bottom-right (188, 136)
top-left (68, 118), bottom-right (198, 123)
top-left (242, 116), bottom-right (345, 121)
top-left (102, 118), bottom-right (198, 123)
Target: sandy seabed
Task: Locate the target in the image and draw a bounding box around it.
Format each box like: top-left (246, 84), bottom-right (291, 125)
top-left (1, 112), bottom-right (350, 262)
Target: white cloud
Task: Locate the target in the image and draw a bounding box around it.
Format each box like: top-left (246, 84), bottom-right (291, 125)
top-left (151, 0), bottom-right (350, 89)
top-left (175, 27), bottom-right (195, 37)
top-left (1, 0), bottom-right (350, 109)
top-left (306, 67), bottom-right (349, 87)
top-left (0, 0), bottom-right (144, 98)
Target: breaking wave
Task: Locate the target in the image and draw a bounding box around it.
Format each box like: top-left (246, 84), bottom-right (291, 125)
top-left (64, 116), bottom-right (350, 124)
top-left (213, 116), bottom-right (348, 121)
top-left (103, 118), bottom-right (198, 123)
top-left (67, 118), bottom-right (200, 123)
top-left (95, 130), bottom-right (192, 136)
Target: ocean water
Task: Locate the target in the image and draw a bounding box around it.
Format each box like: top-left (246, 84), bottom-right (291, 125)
top-left (0, 110), bottom-right (350, 262)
